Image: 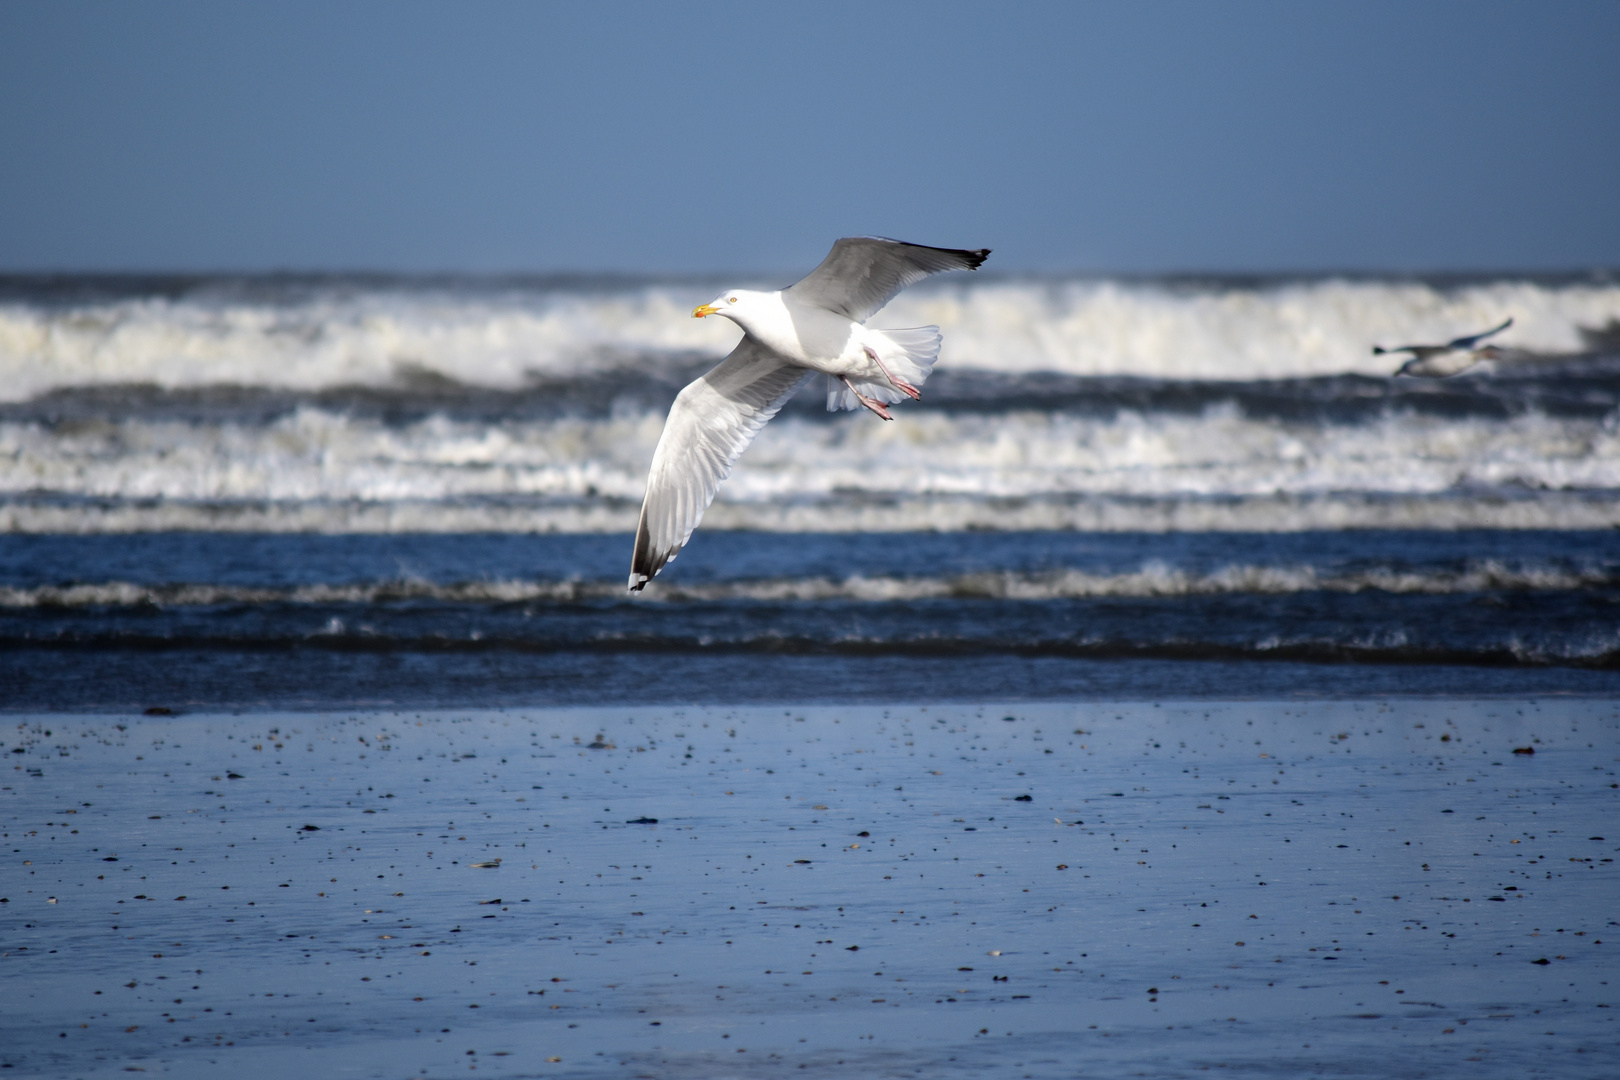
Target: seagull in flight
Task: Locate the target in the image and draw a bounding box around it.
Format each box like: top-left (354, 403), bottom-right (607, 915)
top-left (1375, 317), bottom-right (1513, 377)
top-left (628, 236), bottom-right (990, 591)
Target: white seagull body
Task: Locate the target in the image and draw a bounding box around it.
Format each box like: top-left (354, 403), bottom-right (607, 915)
top-left (1375, 317), bottom-right (1514, 377)
top-left (628, 236), bottom-right (989, 591)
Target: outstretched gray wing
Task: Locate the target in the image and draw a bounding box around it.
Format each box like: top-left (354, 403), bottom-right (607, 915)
top-left (629, 338), bottom-right (813, 591)
top-left (1447, 317), bottom-right (1513, 350)
top-left (785, 236), bottom-right (989, 323)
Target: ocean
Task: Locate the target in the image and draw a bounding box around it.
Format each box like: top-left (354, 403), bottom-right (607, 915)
top-left (5, 271), bottom-right (1619, 1076)
top-left (1, 271), bottom-right (1617, 708)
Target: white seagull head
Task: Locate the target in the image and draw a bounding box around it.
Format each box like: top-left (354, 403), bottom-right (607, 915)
top-left (692, 289), bottom-right (763, 326)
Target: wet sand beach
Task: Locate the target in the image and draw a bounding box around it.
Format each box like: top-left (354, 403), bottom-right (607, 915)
top-left (3, 699), bottom-right (1616, 1078)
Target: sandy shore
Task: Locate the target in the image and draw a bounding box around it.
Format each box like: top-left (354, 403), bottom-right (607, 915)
top-left (3, 700), bottom-right (1617, 1078)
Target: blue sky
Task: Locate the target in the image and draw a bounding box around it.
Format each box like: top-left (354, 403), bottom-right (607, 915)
top-left (1, 0), bottom-right (1616, 274)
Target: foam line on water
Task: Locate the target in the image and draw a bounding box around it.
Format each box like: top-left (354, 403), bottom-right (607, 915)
top-left (4, 492), bottom-right (1620, 533)
top-left (3, 558), bottom-right (1613, 607)
top-left (1, 406), bottom-right (1616, 530)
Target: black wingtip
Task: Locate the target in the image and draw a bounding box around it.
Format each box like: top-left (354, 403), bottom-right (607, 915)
top-left (629, 549), bottom-right (675, 592)
top-left (628, 503), bottom-right (657, 592)
top-left (864, 237), bottom-right (990, 272)
top-left (629, 512), bottom-right (676, 592)
top-left (628, 549), bottom-right (661, 592)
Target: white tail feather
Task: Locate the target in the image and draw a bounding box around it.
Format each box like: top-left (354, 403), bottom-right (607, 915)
top-left (826, 326), bottom-right (942, 411)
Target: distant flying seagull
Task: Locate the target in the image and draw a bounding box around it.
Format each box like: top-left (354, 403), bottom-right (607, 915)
top-left (628, 236), bottom-right (990, 591)
top-left (1375, 317), bottom-right (1513, 377)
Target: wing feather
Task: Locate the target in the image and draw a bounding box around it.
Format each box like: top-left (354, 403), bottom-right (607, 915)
top-left (1446, 317), bottom-right (1513, 350)
top-left (785, 236), bottom-right (989, 322)
top-left (629, 338), bottom-right (812, 590)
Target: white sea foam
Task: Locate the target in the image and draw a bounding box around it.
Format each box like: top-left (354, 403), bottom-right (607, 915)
top-left (0, 407), bottom-right (1614, 502)
top-left (2, 401), bottom-right (1616, 532)
top-left (901, 277), bottom-right (1620, 380)
top-left (0, 559), bottom-right (1609, 608)
top-left (2, 275), bottom-right (1614, 533)
top-left (0, 285), bottom-right (714, 402)
top-left (1, 276), bottom-right (1617, 400)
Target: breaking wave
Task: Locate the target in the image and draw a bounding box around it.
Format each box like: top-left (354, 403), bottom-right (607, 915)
top-left (2, 273), bottom-right (1616, 535)
top-left (1, 402), bottom-right (1617, 533)
top-left (1, 273), bottom-right (1617, 400)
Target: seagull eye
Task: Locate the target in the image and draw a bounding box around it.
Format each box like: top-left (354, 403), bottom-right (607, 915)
top-left (728, 297), bottom-right (737, 303)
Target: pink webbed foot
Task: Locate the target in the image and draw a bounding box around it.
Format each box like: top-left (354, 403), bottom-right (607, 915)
top-left (841, 375), bottom-right (893, 420)
top-left (864, 346), bottom-right (921, 400)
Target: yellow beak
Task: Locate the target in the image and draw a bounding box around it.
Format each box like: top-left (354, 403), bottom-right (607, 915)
top-left (692, 303), bottom-right (720, 319)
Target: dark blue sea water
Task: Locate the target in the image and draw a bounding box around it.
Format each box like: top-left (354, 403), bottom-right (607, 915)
top-left (2, 529), bottom-right (1617, 709)
top-left (2, 273), bottom-right (1617, 708)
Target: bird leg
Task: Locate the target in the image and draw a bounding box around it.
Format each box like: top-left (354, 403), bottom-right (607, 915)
top-left (840, 375), bottom-right (893, 420)
top-left (864, 345), bottom-right (921, 400)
